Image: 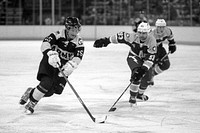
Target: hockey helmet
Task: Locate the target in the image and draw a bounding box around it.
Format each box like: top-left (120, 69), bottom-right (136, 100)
top-left (137, 22), bottom-right (151, 33)
top-left (155, 19), bottom-right (166, 27)
top-left (65, 17), bottom-right (81, 31)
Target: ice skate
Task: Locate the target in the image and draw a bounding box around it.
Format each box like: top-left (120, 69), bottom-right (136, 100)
top-left (129, 96), bottom-right (137, 107)
top-left (148, 79), bottom-right (154, 86)
top-left (19, 87), bottom-right (33, 105)
top-left (25, 101), bottom-right (37, 114)
top-left (137, 93), bottom-right (149, 101)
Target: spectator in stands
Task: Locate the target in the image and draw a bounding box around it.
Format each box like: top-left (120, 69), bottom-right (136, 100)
top-left (44, 17), bottom-right (52, 25)
top-left (56, 16), bottom-right (66, 25)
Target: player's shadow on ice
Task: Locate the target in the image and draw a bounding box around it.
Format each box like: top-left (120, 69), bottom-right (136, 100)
top-left (39, 104), bottom-right (82, 114)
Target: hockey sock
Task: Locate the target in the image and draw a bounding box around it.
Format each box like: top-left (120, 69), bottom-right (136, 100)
top-left (130, 83), bottom-right (139, 97)
top-left (154, 64), bottom-right (162, 75)
top-left (30, 87), bottom-right (45, 102)
top-left (138, 87), bottom-right (146, 95)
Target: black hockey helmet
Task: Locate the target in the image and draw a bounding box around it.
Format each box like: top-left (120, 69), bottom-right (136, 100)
top-left (65, 17), bottom-right (81, 29)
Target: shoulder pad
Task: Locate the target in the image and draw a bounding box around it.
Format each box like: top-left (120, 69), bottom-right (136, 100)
top-left (71, 35), bottom-right (84, 47)
top-left (53, 29), bottom-right (65, 39)
top-left (164, 27), bottom-right (173, 36)
top-left (146, 34), bottom-right (157, 54)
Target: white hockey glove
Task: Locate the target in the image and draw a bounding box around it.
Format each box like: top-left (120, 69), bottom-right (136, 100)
top-left (58, 60), bottom-right (78, 77)
top-left (47, 50), bottom-right (61, 68)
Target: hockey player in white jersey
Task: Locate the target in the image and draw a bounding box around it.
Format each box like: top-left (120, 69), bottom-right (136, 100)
top-left (94, 22), bottom-right (157, 104)
top-left (150, 19), bottom-right (177, 85)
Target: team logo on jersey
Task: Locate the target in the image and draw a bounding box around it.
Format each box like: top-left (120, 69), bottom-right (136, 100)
top-left (52, 45), bottom-right (74, 60)
top-left (126, 33), bottom-right (130, 38)
top-left (44, 36), bottom-right (53, 43)
top-left (152, 46), bottom-right (157, 52)
top-left (78, 38), bottom-right (83, 45)
top-left (128, 55), bottom-right (138, 64)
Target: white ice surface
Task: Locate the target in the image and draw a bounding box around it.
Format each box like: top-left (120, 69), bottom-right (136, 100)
top-left (0, 41), bottom-right (200, 133)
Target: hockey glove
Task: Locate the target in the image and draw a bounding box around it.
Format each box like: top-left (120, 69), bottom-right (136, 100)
top-left (130, 66), bottom-right (147, 84)
top-left (58, 60), bottom-right (78, 77)
top-left (169, 44), bottom-right (176, 54)
top-left (47, 50), bottom-right (61, 68)
top-left (93, 37), bottom-right (110, 48)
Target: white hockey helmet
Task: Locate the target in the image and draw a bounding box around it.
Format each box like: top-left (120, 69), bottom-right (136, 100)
top-left (137, 22), bottom-right (151, 33)
top-left (155, 19), bottom-right (166, 26)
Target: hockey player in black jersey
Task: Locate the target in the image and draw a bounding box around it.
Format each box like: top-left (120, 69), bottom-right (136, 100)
top-left (19, 17), bottom-right (85, 114)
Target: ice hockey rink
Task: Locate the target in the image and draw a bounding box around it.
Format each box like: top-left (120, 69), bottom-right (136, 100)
top-left (0, 40), bottom-right (200, 133)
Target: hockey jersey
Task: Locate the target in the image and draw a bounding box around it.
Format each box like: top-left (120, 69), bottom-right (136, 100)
top-left (42, 29), bottom-right (84, 65)
top-left (110, 31), bottom-right (157, 69)
top-left (151, 27), bottom-right (175, 46)
top-left (37, 29), bottom-right (84, 81)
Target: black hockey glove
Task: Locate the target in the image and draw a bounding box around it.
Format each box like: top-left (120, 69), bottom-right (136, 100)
top-left (93, 37), bottom-right (110, 48)
top-left (169, 45), bottom-right (176, 54)
top-left (141, 45), bottom-right (148, 53)
top-left (130, 66), bottom-right (147, 84)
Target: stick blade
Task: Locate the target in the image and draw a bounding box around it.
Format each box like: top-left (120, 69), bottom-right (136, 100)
top-left (109, 107), bottom-right (116, 112)
top-left (95, 115), bottom-right (107, 124)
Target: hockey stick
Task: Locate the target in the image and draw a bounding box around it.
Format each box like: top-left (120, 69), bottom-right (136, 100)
top-left (108, 83), bottom-right (131, 112)
top-left (109, 52), bottom-right (170, 112)
top-left (57, 66), bottom-right (107, 123)
top-left (155, 51), bottom-right (170, 64)
top-left (160, 52), bottom-right (170, 62)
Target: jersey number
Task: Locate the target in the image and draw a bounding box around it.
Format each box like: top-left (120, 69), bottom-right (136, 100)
top-left (148, 55), bottom-right (155, 61)
top-left (77, 50), bottom-right (84, 57)
top-left (117, 32), bottom-right (124, 41)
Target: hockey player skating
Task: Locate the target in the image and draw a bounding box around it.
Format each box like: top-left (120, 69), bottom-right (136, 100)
top-left (19, 17), bottom-right (85, 114)
top-left (93, 22), bottom-right (157, 104)
top-left (149, 19), bottom-right (177, 85)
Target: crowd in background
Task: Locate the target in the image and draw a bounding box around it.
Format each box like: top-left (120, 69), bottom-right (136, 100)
top-left (0, 0), bottom-right (199, 26)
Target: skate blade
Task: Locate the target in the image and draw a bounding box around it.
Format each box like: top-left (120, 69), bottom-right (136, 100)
top-left (24, 109), bottom-right (33, 115)
top-left (130, 103), bottom-right (137, 107)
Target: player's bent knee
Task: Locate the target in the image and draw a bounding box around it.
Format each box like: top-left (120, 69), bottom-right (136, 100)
top-left (140, 82), bottom-right (148, 89)
top-left (44, 91), bottom-right (54, 97)
top-left (159, 61), bottom-right (170, 71)
top-left (54, 84), bottom-right (65, 95)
